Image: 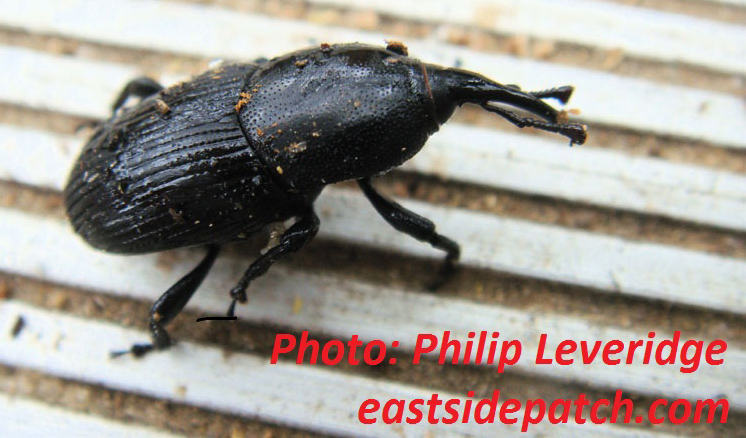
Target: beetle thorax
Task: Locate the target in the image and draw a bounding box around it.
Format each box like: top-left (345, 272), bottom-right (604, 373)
top-left (237, 45), bottom-right (441, 192)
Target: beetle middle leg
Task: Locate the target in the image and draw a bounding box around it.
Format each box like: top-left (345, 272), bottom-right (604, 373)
top-left (358, 177), bottom-right (460, 290)
top-left (226, 208), bottom-right (320, 317)
top-left (112, 245), bottom-right (220, 358)
top-left (111, 77), bottom-right (164, 112)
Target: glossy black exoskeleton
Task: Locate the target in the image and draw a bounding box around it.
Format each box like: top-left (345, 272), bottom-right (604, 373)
top-left (64, 42), bottom-right (586, 357)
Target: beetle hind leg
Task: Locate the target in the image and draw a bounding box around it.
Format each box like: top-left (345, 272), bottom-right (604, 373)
top-left (358, 177), bottom-right (460, 290)
top-left (111, 245), bottom-right (221, 358)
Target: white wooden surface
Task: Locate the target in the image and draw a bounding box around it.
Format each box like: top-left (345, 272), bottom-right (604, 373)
top-left (0, 393), bottom-right (183, 438)
top-left (1, 0), bottom-right (744, 149)
top-left (706, 0), bottom-right (746, 6)
top-left (1, 0), bottom-right (744, 436)
top-left (310, 0), bottom-right (746, 74)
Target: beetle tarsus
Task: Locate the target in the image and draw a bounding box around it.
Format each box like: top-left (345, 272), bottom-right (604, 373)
top-left (358, 177), bottom-right (460, 289)
top-left (112, 77), bottom-right (165, 112)
top-left (115, 245), bottom-right (220, 358)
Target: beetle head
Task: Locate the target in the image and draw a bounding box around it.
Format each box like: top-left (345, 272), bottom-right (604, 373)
top-left (427, 67), bottom-right (587, 145)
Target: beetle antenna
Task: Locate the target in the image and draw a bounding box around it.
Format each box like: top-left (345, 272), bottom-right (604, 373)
top-left (482, 103), bottom-right (587, 145)
top-left (507, 84), bottom-right (575, 104)
top-left (530, 86), bottom-right (574, 104)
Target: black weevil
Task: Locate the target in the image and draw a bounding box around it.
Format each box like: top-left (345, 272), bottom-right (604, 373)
top-left (64, 42), bottom-right (586, 357)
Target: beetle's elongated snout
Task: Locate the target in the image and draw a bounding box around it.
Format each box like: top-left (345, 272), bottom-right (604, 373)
top-left (429, 67), bottom-right (587, 145)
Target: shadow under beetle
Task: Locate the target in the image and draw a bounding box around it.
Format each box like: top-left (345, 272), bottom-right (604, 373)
top-left (64, 42), bottom-right (586, 357)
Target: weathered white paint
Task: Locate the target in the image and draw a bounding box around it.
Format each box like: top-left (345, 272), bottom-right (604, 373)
top-left (702, 0), bottom-right (746, 6)
top-left (0, 394), bottom-right (183, 438)
top-left (0, 0), bottom-right (744, 148)
top-left (309, 0), bottom-right (746, 74)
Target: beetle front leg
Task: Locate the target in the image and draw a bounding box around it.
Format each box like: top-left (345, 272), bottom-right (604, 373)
top-left (111, 77), bottom-right (165, 112)
top-left (226, 208), bottom-right (320, 317)
top-left (358, 177), bottom-right (460, 290)
top-left (112, 245), bottom-right (220, 358)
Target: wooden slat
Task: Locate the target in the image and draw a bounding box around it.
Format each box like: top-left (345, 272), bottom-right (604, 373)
top-left (323, 193), bottom-right (746, 314)
top-left (413, 126), bottom-right (746, 232)
top-left (3, 47), bottom-right (746, 232)
top-left (1, 207), bottom-right (744, 409)
top-left (0, 125), bottom-right (80, 192)
top-left (2, 125), bottom-right (745, 314)
top-left (703, 0), bottom-right (746, 6)
top-left (0, 301), bottom-right (676, 437)
top-left (0, 46), bottom-right (141, 119)
top-left (0, 394), bottom-right (182, 438)
top-left (0, 0), bottom-right (744, 149)
top-left (308, 0), bottom-right (746, 75)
